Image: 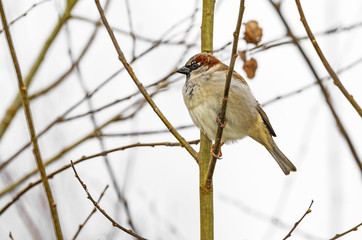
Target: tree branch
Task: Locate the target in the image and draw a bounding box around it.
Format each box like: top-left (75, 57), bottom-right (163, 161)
top-left (72, 185), bottom-right (109, 240)
top-left (0, 0), bottom-right (50, 34)
top-left (268, 0), bottom-right (362, 175)
top-left (199, 0), bottom-right (216, 239)
top-left (0, 1), bottom-right (63, 238)
top-left (0, 0), bottom-right (79, 140)
top-left (283, 200), bottom-right (314, 240)
top-left (263, 55), bottom-right (362, 107)
top-left (70, 162), bottom-right (147, 240)
top-left (0, 140), bottom-right (200, 215)
top-left (94, 0), bottom-right (198, 162)
top-left (295, 0), bottom-right (362, 117)
top-left (330, 222), bottom-right (362, 240)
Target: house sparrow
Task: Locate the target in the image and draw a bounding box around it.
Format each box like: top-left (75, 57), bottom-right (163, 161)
top-left (176, 52), bottom-right (296, 175)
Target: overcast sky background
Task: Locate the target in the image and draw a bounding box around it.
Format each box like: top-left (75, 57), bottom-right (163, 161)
top-left (0, 0), bottom-right (362, 239)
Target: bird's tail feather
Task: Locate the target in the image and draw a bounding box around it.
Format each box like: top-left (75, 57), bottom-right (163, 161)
top-left (266, 138), bottom-right (297, 175)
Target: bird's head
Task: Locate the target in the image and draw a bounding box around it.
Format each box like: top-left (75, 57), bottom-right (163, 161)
top-left (176, 52), bottom-right (221, 78)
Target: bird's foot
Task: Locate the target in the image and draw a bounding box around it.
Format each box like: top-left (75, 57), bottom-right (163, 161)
top-left (216, 113), bottom-right (228, 128)
top-left (211, 142), bottom-right (224, 159)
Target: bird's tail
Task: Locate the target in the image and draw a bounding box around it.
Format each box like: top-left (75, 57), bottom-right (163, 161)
top-left (265, 137), bottom-right (297, 175)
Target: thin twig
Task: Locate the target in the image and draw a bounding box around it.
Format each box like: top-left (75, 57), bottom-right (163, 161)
top-left (124, 0), bottom-right (136, 59)
top-left (0, 140), bottom-right (200, 214)
top-left (1, 171), bottom-right (42, 240)
top-left (71, 15), bottom-right (196, 48)
top-left (269, 0), bottom-right (362, 174)
top-left (9, 232), bottom-right (14, 240)
top-left (72, 185), bottom-right (109, 240)
top-left (204, 0), bottom-right (245, 189)
top-left (283, 200), bottom-right (314, 240)
top-left (0, 91), bottom-right (123, 172)
top-left (218, 194), bottom-right (322, 239)
top-left (248, 21), bottom-right (362, 55)
top-left (329, 222), bottom-right (362, 240)
top-left (215, 21), bottom-right (362, 54)
top-left (263, 56), bottom-right (362, 107)
top-left (1, 72), bottom-right (178, 192)
top-left (0, 0), bottom-right (79, 140)
top-left (295, 0), bottom-right (362, 117)
top-left (70, 161), bottom-right (147, 240)
top-left (0, 1), bottom-right (63, 239)
top-left (1, 10), bottom-right (196, 172)
top-left (0, 103), bottom-right (143, 198)
top-left (28, 11), bottom-right (101, 101)
top-left (100, 125), bottom-right (194, 137)
top-left (94, 0), bottom-right (198, 162)
top-left (64, 0), bottom-right (138, 233)
top-left (0, 0), bottom-right (50, 34)
top-left (29, 13), bottom-right (186, 102)
top-left (61, 96), bottom-right (140, 123)
top-left (0, 67), bottom-right (179, 176)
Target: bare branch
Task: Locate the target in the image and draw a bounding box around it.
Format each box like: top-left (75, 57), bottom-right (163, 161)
top-left (0, 140), bottom-right (200, 214)
top-left (70, 161), bottom-right (147, 240)
top-left (0, 67), bottom-right (179, 172)
top-left (94, 0), bottom-right (198, 162)
top-left (72, 185), bottom-right (109, 240)
top-left (28, 12), bottom-right (101, 101)
top-left (248, 21), bottom-right (362, 55)
top-left (263, 56), bottom-right (362, 107)
top-left (70, 15), bottom-right (196, 48)
top-left (1, 171), bottom-right (42, 240)
top-left (218, 194), bottom-right (323, 239)
top-left (283, 200), bottom-right (314, 240)
top-left (0, 0), bottom-right (50, 34)
top-left (330, 222), bottom-right (362, 240)
top-left (0, 0), bottom-right (79, 140)
top-left (295, 0), bottom-right (362, 117)
top-left (0, 107), bottom-right (137, 198)
top-left (0, 1), bottom-right (63, 238)
top-left (124, 0), bottom-right (136, 58)
top-left (100, 124), bottom-right (194, 137)
top-left (268, 0), bottom-right (362, 175)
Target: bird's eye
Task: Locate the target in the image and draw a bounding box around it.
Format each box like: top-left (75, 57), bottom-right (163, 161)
top-left (187, 61), bottom-right (199, 71)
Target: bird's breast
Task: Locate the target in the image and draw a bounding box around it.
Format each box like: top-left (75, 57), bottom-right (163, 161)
top-left (182, 80), bottom-right (204, 110)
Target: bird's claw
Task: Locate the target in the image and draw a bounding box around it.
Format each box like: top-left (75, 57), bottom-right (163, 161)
top-left (211, 142), bottom-right (224, 159)
top-left (216, 114), bottom-right (228, 128)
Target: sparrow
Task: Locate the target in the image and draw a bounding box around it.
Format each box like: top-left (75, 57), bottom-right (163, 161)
top-left (176, 52), bottom-right (296, 175)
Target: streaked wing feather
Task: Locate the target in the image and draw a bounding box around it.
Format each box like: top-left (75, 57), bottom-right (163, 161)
top-left (256, 104), bottom-right (276, 137)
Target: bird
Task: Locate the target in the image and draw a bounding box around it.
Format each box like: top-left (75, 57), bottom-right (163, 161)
top-left (176, 52), bottom-right (296, 175)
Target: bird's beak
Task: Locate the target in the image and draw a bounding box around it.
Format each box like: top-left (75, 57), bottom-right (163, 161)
top-left (176, 66), bottom-right (190, 75)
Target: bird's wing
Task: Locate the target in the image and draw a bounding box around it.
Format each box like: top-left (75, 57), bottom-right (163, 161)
top-left (217, 63), bottom-right (248, 85)
top-left (256, 104), bottom-right (277, 137)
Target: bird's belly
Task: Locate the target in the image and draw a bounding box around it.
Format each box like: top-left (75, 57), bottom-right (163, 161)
top-left (188, 102), bottom-right (248, 142)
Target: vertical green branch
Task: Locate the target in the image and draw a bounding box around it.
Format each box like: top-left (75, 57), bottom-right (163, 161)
top-left (201, 0), bottom-right (214, 54)
top-left (199, 132), bottom-right (213, 240)
top-left (200, 0), bottom-right (215, 239)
